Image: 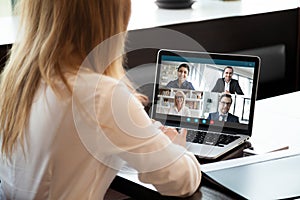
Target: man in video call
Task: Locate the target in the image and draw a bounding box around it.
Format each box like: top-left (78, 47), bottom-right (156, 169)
top-left (212, 66), bottom-right (244, 95)
top-left (207, 93), bottom-right (239, 123)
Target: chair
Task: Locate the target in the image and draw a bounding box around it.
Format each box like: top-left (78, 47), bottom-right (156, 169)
top-left (233, 44), bottom-right (286, 100)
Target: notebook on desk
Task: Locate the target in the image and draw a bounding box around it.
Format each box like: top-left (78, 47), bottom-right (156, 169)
top-left (150, 49), bottom-right (260, 159)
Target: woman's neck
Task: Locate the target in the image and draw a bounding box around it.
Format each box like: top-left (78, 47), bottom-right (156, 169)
top-left (178, 79), bottom-right (184, 86)
top-left (177, 105), bottom-right (182, 111)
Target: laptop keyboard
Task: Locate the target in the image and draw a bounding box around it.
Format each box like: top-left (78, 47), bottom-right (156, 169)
top-left (186, 130), bottom-right (240, 147)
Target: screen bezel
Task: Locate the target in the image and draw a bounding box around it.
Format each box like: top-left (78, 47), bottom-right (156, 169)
top-left (150, 49), bottom-right (261, 136)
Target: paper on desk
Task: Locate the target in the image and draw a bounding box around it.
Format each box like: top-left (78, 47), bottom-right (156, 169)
top-left (202, 149), bottom-right (300, 200)
top-left (243, 143), bottom-right (289, 156)
top-left (201, 149), bottom-right (300, 173)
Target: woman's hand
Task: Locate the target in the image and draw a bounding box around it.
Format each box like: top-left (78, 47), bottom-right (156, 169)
top-left (152, 120), bottom-right (187, 147)
top-left (160, 127), bottom-right (187, 148)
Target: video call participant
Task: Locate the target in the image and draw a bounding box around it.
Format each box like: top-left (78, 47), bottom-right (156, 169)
top-left (166, 63), bottom-right (195, 90)
top-left (207, 94), bottom-right (239, 123)
top-left (168, 91), bottom-right (191, 117)
top-left (212, 66), bottom-right (244, 95)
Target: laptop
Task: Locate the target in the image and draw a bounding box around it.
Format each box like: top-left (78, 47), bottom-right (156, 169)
top-left (150, 49), bottom-right (260, 159)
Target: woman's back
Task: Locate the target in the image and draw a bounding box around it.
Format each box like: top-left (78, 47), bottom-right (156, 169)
top-left (0, 72), bottom-right (201, 199)
top-left (0, 0), bottom-right (201, 198)
top-left (0, 75), bottom-right (119, 199)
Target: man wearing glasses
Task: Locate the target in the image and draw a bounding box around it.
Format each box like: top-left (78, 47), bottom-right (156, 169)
top-left (207, 94), bottom-right (239, 123)
top-left (166, 63), bottom-right (195, 90)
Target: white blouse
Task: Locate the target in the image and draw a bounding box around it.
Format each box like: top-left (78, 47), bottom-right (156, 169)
top-left (168, 106), bottom-right (191, 117)
top-left (0, 70), bottom-right (201, 199)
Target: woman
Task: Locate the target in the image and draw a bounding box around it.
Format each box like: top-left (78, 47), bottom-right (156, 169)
top-left (169, 91), bottom-right (191, 117)
top-left (166, 63), bottom-right (195, 90)
top-left (0, 0), bottom-right (201, 199)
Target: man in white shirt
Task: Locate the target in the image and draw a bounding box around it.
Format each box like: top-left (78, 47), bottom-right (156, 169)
top-left (212, 66), bottom-right (244, 95)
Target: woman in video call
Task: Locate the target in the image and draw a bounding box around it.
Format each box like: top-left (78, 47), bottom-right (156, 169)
top-left (166, 63), bottom-right (195, 90)
top-left (168, 91), bottom-right (191, 117)
top-left (0, 0), bottom-right (201, 199)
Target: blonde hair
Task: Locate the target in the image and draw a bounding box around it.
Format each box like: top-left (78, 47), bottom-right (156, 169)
top-left (0, 0), bottom-right (145, 158)
top-left (174, 91), bottom-right (186, 111)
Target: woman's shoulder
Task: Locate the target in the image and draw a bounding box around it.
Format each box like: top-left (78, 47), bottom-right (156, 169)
top-left (167, 79), bottom-right (177, 85)
top-left (68, 69), bottom-right (122, 87)
top-left (67, 70), bottom-right (129, 100)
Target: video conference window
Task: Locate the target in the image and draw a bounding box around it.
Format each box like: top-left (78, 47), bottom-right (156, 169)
top-left (155, 59), bottom-right (255, 125)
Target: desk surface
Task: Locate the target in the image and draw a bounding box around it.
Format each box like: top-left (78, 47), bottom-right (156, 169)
top-left (112, 91), bottom-right (300, 199)
top-left (251, 91), bottom-right (300, 152)
top-left (0, 0), bottom-right (299, 45)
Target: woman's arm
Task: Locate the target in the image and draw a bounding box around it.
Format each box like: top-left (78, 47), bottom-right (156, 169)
top-left (96, 80), bottom-right (201, 197)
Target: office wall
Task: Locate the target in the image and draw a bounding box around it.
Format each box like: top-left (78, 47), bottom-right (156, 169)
top-left (125, 8), bottom-right (300, 100)
top-left (0, 9), bottom-right (299, 100)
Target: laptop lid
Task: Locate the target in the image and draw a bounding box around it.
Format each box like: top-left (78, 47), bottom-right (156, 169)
top-left (150, 49), bottom-right (260, 137)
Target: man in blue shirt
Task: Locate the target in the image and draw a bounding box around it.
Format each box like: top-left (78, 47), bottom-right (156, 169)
top-left (166, 63), bottom-right (195, 90)
top-left (207, 93), bottom-right (239, 123)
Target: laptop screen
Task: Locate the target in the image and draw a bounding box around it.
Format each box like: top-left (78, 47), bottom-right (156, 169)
top-left (150, 49), bottom-right (260, 136)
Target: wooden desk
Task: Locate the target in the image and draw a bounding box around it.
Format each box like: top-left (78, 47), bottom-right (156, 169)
top-left (110, 91), bottom-right (300, 199)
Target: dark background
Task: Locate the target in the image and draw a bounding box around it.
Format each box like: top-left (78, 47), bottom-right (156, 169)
top-left (1, 8), bottom-right (299, 100)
